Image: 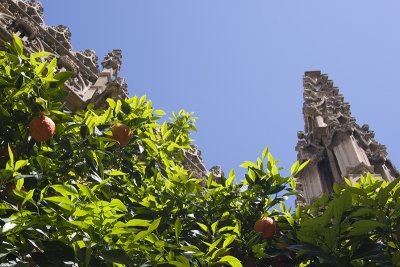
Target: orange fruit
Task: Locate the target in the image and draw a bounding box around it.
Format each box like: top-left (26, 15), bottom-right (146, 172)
top-left (112, 123), bottom-right (132, 147)
top-left (254, 216), bottom-right (276, 239)
top-left (29, 115), bottom-right (56, 142)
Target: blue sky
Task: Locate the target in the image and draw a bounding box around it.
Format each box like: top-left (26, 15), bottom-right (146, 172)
top-left (41, 0), bottom-right (400, 182)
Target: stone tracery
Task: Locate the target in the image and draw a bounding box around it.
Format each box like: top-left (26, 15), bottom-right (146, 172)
top-left (296, 71), bottom-right (398, 204)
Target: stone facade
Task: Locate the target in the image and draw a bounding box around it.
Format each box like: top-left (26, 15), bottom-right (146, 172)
top-left (0, 0), bottom-right (128, 111)
top-left (296, 71), bottom-right (399, 204)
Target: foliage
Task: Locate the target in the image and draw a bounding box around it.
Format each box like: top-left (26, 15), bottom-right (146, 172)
top-left (0, 35), bottom-right (298, 266)
top-left (1, 35), bottom-right (399, 267)
top-left (279, 174), bottom-right (400, 267)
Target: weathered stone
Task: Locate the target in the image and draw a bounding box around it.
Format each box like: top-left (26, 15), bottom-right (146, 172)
top-left (296, 71), bottom-right (399, 204)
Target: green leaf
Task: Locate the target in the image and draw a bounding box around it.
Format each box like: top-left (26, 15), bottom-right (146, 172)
top-left (115, 99), bottom-right (122, 114)
top-left (154, 109), bottom-right (166, 116)
top-left (174, 218), bottom-right (182, 241)
top-left (126, 219), bottom-right (151, 227)
top-left (332, 189), bottom-right (352, 221)
top-left (217, 256), bottom-right (243, 267)
top-left (7, 144), bottom-right (14, 168)
top-left (207, 238), bottom-right (222, 254)
top-left (76, 184), bottom-right (92, 198)
top-left (22, 189), bottom-right (34, 206)
top-left (290, 161), bottom-right (299, 176)
top-left (51, 184), bottom-right (78, 197)
top-left (148, 217), bottom-right (161, 232)
top-left (15, 178), bottom-right (25, 191)
top-left (297, 160), bottom-right (310, 174)
top-left (197, 222), bottom-right (209, 233)
top-left (134, 230), bottom-right (149, 242)
top-left (14, 160), bottom-right (29, 171)
top-left (226, 169), bottom-right (235, 187)
top-left (106, 170), bottom-right (126, 176)
top-left (211, 221), bottom-right (219, 235)
top-left (223, 235), bottom-right (236, 248)
top-left (110, 198), bottom-right (127, 212)
top-left (53, 71), bottom-right (72, 84)
top-left (0, 203), bottom-right (16, 210)
top-left (261, 147), bottom-right (269, 160)
top-left (348, 220), bottom-right (386, 236)
top-left (240, 161), bottom-right (257, 169)
top-left (31, 51), bottom-right (53, 59)
top-left (207, 172), bottom-right (214, 188)
top-left (69, 220), bottom-right (90, 229)
top-left (13, 34), bottom-right (23, 55)
top-left (106, 98), bottom-right (116, 108)
top-left (47, 57), bottom-right (57, 76)
top-left (142, 138), bottom-right (158, 155)
top-left (378, 178), bottom-right (400, 205)
top-left (44, 196), bottom-right (74, 208)
top-left (35, 61), bottom-right (47, 75)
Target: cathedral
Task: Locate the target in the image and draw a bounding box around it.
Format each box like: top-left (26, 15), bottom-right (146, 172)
top-left (1, 0), bottom-right (397, 204)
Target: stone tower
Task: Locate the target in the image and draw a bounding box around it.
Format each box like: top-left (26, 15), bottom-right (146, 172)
top-left (296, 71), bottom-right (398, 204)
top-left (296, 71), bottom-right (399, 203)
top-left (0, 0), bottom-right (128, 110)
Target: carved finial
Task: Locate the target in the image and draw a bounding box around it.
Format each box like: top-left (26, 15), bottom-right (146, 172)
top-left (101, 49), bottom-right (122, 77)
top-left (17, 0), bottom-right (44, 24)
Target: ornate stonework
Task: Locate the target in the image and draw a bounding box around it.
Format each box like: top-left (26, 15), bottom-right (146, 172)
top-left (182, 145), bottom-right (224, 183)
top-left (296, 71), bottom-right (399, 204)
top-left (0, 0), bottom-right (128, 111)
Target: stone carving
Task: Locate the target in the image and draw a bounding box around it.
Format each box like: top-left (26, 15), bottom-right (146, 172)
top-left (47, 25), bottom-right (71, 50)
top-left (76, 49), bottom-right (99, 73)
top-left (14, 18), bottom-right (37, 39)
top-left (182, 145), bottom-right (225, 184)
top-left (296, 71), bottom-right (399, 204)
top-left (209, 165), bottom-right (224, 184)
top-left (58, 55), bottom-right (78, 75)
top-left (16, 0), bottom-right (44, 25)
top-left (101, 49), bottom-right (122, 77)
top-left (115, 77), bottom-right (128, 97)
top-left (183, 145), bottom-right (209, 179)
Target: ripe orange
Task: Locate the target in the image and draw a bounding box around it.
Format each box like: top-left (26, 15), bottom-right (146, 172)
top-left (29, 115), bottom-right (56, 142)
top-left (112, 123), bottom-right (132, 147)
top-left (254, 216), bottom-right (277, 239)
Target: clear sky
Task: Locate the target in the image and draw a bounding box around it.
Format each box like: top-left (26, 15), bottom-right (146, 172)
top-left (40, 0), bottom-right (400, 182)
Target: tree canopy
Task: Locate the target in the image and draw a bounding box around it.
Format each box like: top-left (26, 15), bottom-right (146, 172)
top-left (0, 35), bottom-right (399, 267)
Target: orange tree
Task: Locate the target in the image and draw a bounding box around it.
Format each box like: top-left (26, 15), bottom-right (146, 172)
top-left (2, 35), bottom-right (400, 267)
top-left (0, 35), bottom-right (300, 266)
top-left (278, 174), bottom-right (400, 267)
